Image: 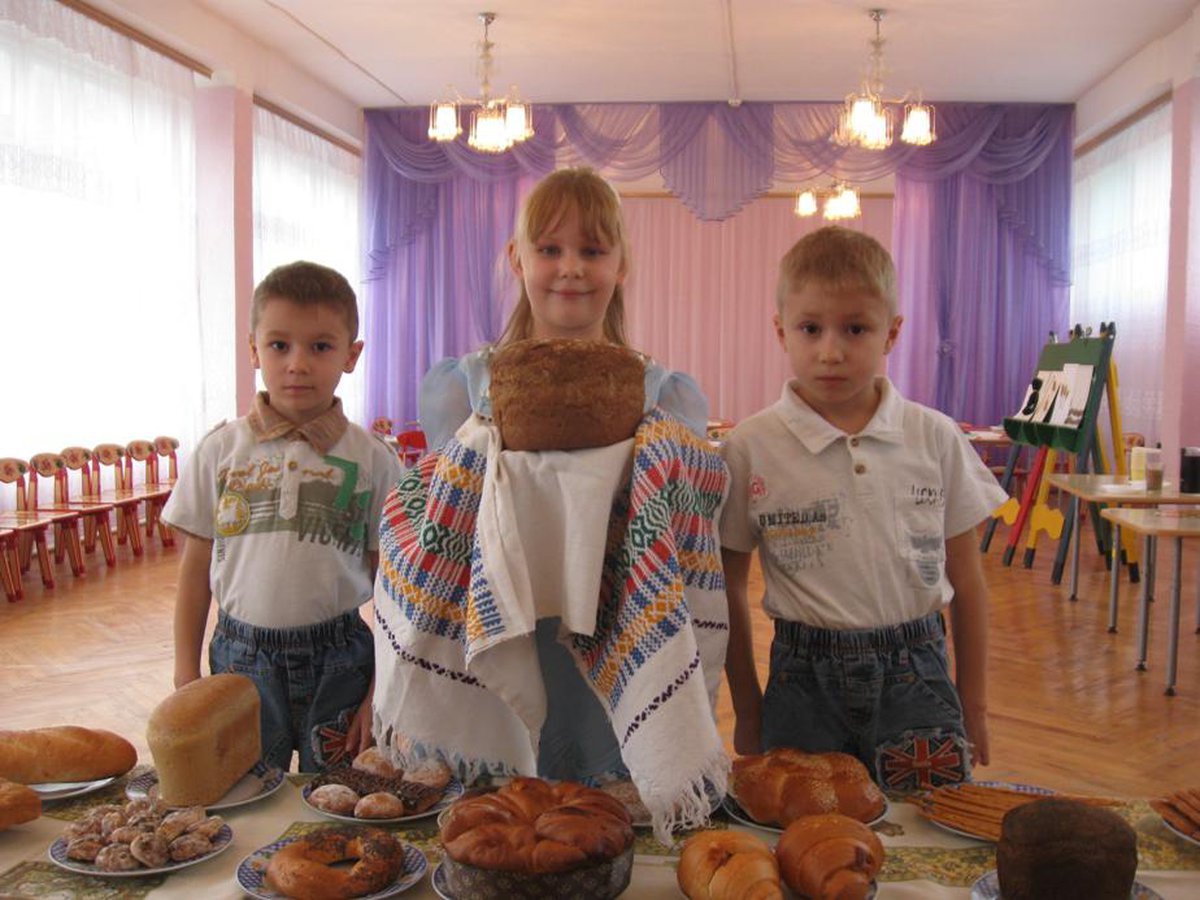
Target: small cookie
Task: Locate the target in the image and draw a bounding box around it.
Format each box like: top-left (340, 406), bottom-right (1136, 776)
top-left (354, 791), bottom-right (407, 819)
top-left (94, 843), bottom-right (140, 872)
top-left (168, 831), bottom-right (214, 862)
top-left (308, 783), bottom-right (360, 816)
top-left (130, 832), bottom-right (170, 868)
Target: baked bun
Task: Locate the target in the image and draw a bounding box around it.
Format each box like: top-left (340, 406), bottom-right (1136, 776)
top-left (266, 826), bottom-right (403, 900)
top-left (731, 748), bottom-right (886, 828)
top-left (490, 339), bottom-right (645, 451)
top-left (996, 797), bottom-right (1137, 900)
top-left (439, 776), bottom-right (634, 899)
top-left (775, 813), bottom-right (884, 900)
top-left (0, 778), bottom-right (41, 830)
top-left (677, 830), bottom-right (783, 900)
top-left (351, 747), bottom-right (400, 780)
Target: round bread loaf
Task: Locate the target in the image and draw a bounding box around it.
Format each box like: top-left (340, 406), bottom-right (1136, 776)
top-left (489, 339), bottom-right (645, 451)
top-left (730, 748), bottom-right (886, 828)
top-left (996, 797), bottom-right (1137, 900)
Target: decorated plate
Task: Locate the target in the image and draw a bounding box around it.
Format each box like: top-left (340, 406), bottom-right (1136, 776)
top-left (431, 862), bottom-right (452, 900)
top-left (236, 835), bottom-right (427, 900)
top-left (971, 869), bottom-right (1162, 899)
top-left (721, 794), bottom-right (889, 834)
top-left (125, 760), bottom-right (285, 810)
top-left (48, 824), bottom-right (233, 877)
top-left (1162, 817), bottom-right (1200, 848)
top-left (29, 775), bottom-right (119, 801)
top-left (302, 777), bottom-right (464, 824)
top-left (923, 781), bottom-right (1053, 842)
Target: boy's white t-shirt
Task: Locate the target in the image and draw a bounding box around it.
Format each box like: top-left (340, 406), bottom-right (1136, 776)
top-left (720, 378), bottom-right (1008, 629)
top-left (162, 419), bottom-right (402, 629)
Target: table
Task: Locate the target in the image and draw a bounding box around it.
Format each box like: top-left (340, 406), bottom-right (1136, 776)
top-left (1044, 474), bottom-right (1200, 631)
top-left (1100, 507), bottom-right (1200, 695)
top-left (2, 770), bottom-right (1198, 898)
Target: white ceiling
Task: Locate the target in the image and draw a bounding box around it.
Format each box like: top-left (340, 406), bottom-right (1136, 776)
top-left (179, 0), bottom-right (1194, 109)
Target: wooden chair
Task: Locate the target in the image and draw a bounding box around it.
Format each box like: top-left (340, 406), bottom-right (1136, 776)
top-left (44, 447), bottom-right (118, 568)
top-left (0, 457), bottom-right (83, 597)
top-left (394, 426), bottom-right (428, 467)
top-left (0, 527), bottom-right (22, 602)
top-left (125, 439), bottom-right (175, 548)
top-left (90, 443), bottom-right (144, 557)
top-left (28, 452), bottom-right (108, 571)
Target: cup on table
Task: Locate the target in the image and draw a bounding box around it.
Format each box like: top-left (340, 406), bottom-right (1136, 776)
top-left (1129, 445), bottom-right (1147, 482)
top-left (1182, 447), bottom-right (1200, 494)
top-left (1144, 448), bottom-right (1164, 492)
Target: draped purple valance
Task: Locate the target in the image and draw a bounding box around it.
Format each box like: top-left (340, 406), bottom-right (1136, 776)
top-left (362, 101), bottom-right (1072, 428)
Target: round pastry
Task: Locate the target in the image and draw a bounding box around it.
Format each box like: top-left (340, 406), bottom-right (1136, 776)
top-left (439, 776), bottom-right (635, 899)
top-left (677, 830), bottom-right (783, 900)
top-left (351, 747), bottom-right (401, 780)
top-left (266, 826), bottom-right (404, 900)
top-left (354, 792), bottom-right (406, 819)
top-left (308, 784), bottom-right (361, 816)
top-left (996, 797), bottom-right (1137, 900)
top-left (405, 758), bottom-right (453, 791)
top-left (775, 812), bottom-right (884, 900)
top-left (731, 748), bottom-right (886, 828)
top-left (490, 338), bottom-right (646, 451)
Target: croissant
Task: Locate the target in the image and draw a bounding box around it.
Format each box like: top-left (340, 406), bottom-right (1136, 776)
top-left (775, 813), bottom-right (885, 900)
top-left (677, 830), bottom-right (784, 900)
top-left (731, 748), bottom-right (886, 827)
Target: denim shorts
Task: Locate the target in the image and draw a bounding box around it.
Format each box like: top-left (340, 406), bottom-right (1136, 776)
top-left (760, 610), bottom-right (970, 792)
top-left (209, 609), bottom-right (373, 774)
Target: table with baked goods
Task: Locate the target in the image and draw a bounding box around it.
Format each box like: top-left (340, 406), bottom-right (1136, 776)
top-left (3, 767), bottom-right (1199, 898)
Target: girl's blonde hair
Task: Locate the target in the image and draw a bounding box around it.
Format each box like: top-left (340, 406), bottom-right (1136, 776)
top-left (499, 168), bottom-right (630, 346)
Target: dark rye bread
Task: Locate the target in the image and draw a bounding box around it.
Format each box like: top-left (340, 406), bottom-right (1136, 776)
top-left (996, 797), bottom-right (1137, 900)
top-left (490, 339), bottom-right (645, 451)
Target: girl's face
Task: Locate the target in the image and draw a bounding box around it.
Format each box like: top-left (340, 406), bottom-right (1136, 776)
top-left (508, 205), bottom-right (625, 341)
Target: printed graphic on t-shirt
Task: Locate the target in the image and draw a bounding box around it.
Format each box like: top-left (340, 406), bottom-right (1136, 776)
top-left (756, 494), bottom-right (845, 572)
top-left (896, 482), bottom-right (946, 587)
top-left (212, 451), bottom-right (372, 559)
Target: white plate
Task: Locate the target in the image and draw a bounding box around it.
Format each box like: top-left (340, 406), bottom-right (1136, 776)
top-left (125, 760), bottom-right (285, 810)
top-left (971, 869), bottom-right (1162, 899)
top-left (48, 824), bottom-right (233, 877)
top-left (29, 775), bottom-right (119, 801)
top-left (302, 777), bottom-right (464, 824)
top-left (923, 781), bottom-right (1054, 842)
top-left (1162, 817), bottom-right (1200, 848)
top-left (236, 834), bottom-right (427, 900)
top-left (721, 794), bottom-right (889, 834)
top-left (431, 861), bottom-right (452, 900)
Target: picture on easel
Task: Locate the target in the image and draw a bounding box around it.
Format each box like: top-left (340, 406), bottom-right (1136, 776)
top-left (1010, 364), bottom-right (1093, 428)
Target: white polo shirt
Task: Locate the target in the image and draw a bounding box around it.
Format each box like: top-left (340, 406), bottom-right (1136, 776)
top-left (163, 419), bottom-right (402, 628)
top-left (720, 378), bottom-right (1008, 629)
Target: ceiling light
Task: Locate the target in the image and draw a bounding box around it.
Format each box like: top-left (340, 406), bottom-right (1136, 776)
top-left (428, 12), bottom-right (533, 153)
top-left (832, 9), bottom-right (936, 150)
top-left (793, 183), bottom-right (862, 221)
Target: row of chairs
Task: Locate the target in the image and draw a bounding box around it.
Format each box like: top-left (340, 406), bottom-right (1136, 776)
top-left (0, 438), bottom-right (179, 602)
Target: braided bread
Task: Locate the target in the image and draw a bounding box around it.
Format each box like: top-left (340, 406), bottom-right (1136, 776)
top-left (677, 830), bottom-right (783, 900)
top-left (730, 748), bottom-right (885, 828)
top-left (775, 813), bottom-right (884, 900)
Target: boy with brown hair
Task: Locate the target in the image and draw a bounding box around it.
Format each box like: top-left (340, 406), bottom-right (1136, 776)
top-left (163, 261), bottom-right (402, 773)
top-left (720, 227), bottom-right (1007, 790)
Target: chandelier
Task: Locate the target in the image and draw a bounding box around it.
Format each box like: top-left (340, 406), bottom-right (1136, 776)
top-left (428, 12), bottom-right (533, 153)
top-left (831, 9), bottom-right (935, 150)
top-left (794, 183), bottom-right (862, 221)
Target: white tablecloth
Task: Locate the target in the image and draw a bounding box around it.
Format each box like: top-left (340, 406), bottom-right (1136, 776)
top-left (2, 773), bottom-right (1198, 898)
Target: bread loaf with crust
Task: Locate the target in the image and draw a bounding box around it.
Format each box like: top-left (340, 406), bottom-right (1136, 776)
top-left (731, 748), bottom-right (886, 828)
top-left (490, 339), bottom-right (645, 451)
top-left (677, 830), bottom-right (783, 900)
top-left (775, 813), bottom-right (884, 900)
top-left (0, 726), bottom-right (137, 784)
top-left (0, 778), bottom-right (41, 830)
top-left (146, 673), bottom-right (261, 806)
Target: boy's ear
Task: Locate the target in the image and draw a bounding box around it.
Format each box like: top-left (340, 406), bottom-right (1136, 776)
top-left (773, 312), bottom-right (786, 349)
top-left (344, 340), bottom-right (364, 373)
top-left (248, 333), bottom-right (262, 369)
top-left (883, 315), bottom-right (904, 354)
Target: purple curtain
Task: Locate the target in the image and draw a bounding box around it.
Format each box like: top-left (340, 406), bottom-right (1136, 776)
top-left (362, 102), bottom-right (1072, 428)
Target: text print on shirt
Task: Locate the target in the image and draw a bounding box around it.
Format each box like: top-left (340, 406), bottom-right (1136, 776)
top-left (896, 481), bottom-right (945, 588)
top-left (756, 494), bottom-right (846, 572)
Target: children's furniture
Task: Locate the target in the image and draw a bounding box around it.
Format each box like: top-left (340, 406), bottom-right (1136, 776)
top-left (0, 457), bottom-right (83, 598)
top-left (0, 527), bottom-right (22, 602)
top-left (56, 446), bottom-right (118, 567)
top-left (394, 426), bottom-right (428, 467)
top-left (125, 439), bottom-right (175, 548)
top-left (27, 452), bottom-right (108, 571)
top-left (90, 443), bottom-right (144, 557)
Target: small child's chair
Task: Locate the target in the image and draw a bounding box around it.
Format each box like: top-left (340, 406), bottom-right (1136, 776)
top-left (58, 446), bottom-right (118, 567)
top-left (394, 424), bottom-right (428, 468)
top-left (0, 457), bottom-right (83, 598)
top-left (125, 439), bottom-right (175, 548)
top-left (90, 443), bottom-right (144, 557)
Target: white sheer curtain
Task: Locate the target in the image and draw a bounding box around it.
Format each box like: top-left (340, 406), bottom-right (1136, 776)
top-left (0, 0), bottom-right (201, 474)
top-left (622, 194), bottom-right (894, 425)
top-left (252, 106), bottom-right (365, 424)
top-left (1071, 101), bottom-right (1172, 448)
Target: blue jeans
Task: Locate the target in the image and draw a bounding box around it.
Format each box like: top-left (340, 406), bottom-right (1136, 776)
top-left (761, 611), bottom-right (971, 792)
top-left (209, 609), bottom-right (373, 774)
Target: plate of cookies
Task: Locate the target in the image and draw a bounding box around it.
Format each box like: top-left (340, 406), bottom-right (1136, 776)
top-left (237, 827), bottom-right (427, 900)
top-left (303, 748), bottom-right (463, 824)
top-left (126, 760), bottom-right (285, 811)
top-left (48, 798), bottom-right (232, 877)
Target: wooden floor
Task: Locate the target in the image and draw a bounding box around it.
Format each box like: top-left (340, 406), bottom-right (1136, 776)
top-left (2, 519), bottom-right (1197, 800)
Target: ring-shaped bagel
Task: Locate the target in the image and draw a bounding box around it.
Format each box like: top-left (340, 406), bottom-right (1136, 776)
top-left (266, 826), bottom-right (403, 900)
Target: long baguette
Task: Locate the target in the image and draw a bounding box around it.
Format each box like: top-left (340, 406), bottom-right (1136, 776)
top-left (0, 726), bottom-right (137, 784)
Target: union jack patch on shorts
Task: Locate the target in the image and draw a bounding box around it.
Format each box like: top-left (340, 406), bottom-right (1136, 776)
top-left (875, 729), bottom-right (969, 792)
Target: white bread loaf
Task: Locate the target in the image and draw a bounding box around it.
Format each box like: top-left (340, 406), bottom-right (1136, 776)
top-left (147, 673), bottom-right (261, 806)
top-left (0, 726), bottom-right (137, 784)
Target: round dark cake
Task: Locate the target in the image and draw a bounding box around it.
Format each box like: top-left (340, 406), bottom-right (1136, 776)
top-left (996, 797), bottom-right (1137, 900)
